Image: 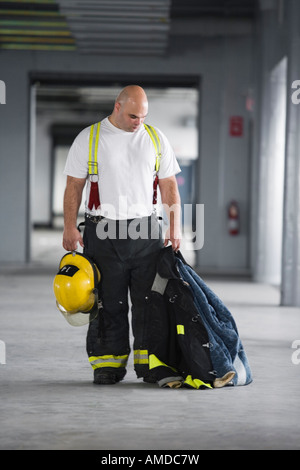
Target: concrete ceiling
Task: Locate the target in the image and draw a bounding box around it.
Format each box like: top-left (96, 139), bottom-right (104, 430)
top-left (0, 0), bottom-right (258, 55)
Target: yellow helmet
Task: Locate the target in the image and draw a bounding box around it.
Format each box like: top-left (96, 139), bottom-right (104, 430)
top-left (53, 252), bottom-right (101, 327)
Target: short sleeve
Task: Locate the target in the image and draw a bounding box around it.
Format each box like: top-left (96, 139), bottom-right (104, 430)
top-left (63, 127), bottom-right (90, 179)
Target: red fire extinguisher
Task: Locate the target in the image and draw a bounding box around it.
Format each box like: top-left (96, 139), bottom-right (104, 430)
top-left (228, 200), bottom-right (240, 236)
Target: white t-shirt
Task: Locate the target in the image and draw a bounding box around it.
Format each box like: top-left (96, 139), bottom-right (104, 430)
top-left (63, 117), bottom-right (181, 219)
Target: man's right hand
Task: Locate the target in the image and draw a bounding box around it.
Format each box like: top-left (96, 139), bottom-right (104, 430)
top-left (62, 226), bottom-right (84, 252)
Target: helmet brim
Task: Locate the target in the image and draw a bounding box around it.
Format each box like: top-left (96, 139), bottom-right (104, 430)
top-left (56, 300), bottom-right (98, 326)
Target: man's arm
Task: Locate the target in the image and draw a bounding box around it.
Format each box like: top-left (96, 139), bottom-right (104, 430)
top-left (62, 175), bottom-right (86, 251)
top-left (159, 175), bottom-right (181, 252)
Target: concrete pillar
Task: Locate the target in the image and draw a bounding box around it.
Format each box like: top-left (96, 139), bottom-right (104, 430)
top-left (281, 0), bottom-right (300, 306)
top-left (0, 59), bottom-right (30, 263)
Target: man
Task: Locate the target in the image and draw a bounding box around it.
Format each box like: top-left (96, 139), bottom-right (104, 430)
top-left (62, 85), bottom-right (181, 385)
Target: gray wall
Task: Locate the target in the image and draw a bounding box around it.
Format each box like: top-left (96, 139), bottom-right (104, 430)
top-left (196, 36), bottom-right (254, 273)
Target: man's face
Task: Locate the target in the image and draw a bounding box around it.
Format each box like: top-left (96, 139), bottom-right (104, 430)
top-left (115, 98), bottom-right (148, 132)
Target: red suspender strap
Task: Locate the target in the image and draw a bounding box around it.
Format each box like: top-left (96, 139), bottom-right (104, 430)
top-left (88, 122), bottom-right (101, 211)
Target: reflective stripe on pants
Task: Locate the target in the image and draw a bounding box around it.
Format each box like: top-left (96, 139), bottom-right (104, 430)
top-left (89, 354), bottom-right (128, 370)
top-left (134, 349), bottom-right (149, 365)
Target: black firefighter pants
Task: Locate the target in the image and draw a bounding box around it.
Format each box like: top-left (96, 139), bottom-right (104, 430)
top-left (83, 213), bottom-right (163, 380)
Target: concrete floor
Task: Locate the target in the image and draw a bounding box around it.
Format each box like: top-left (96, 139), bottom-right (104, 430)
top-left (0, 230), bottom-right (300, 450)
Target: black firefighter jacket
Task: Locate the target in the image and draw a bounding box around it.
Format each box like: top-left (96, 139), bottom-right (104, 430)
top-left (146, 246), bottom-right (252, 389)
top-left (145, 246), bottom-right (215, 389)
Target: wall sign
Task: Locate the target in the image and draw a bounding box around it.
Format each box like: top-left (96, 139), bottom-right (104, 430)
top-left (230, 116), bottom-right (243, 137)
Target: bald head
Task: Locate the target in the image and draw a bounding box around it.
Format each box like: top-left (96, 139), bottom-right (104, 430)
top-left (116, 85), bottom-right (148, 106)
top-left (109, 85), bottom-right (148, 132)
